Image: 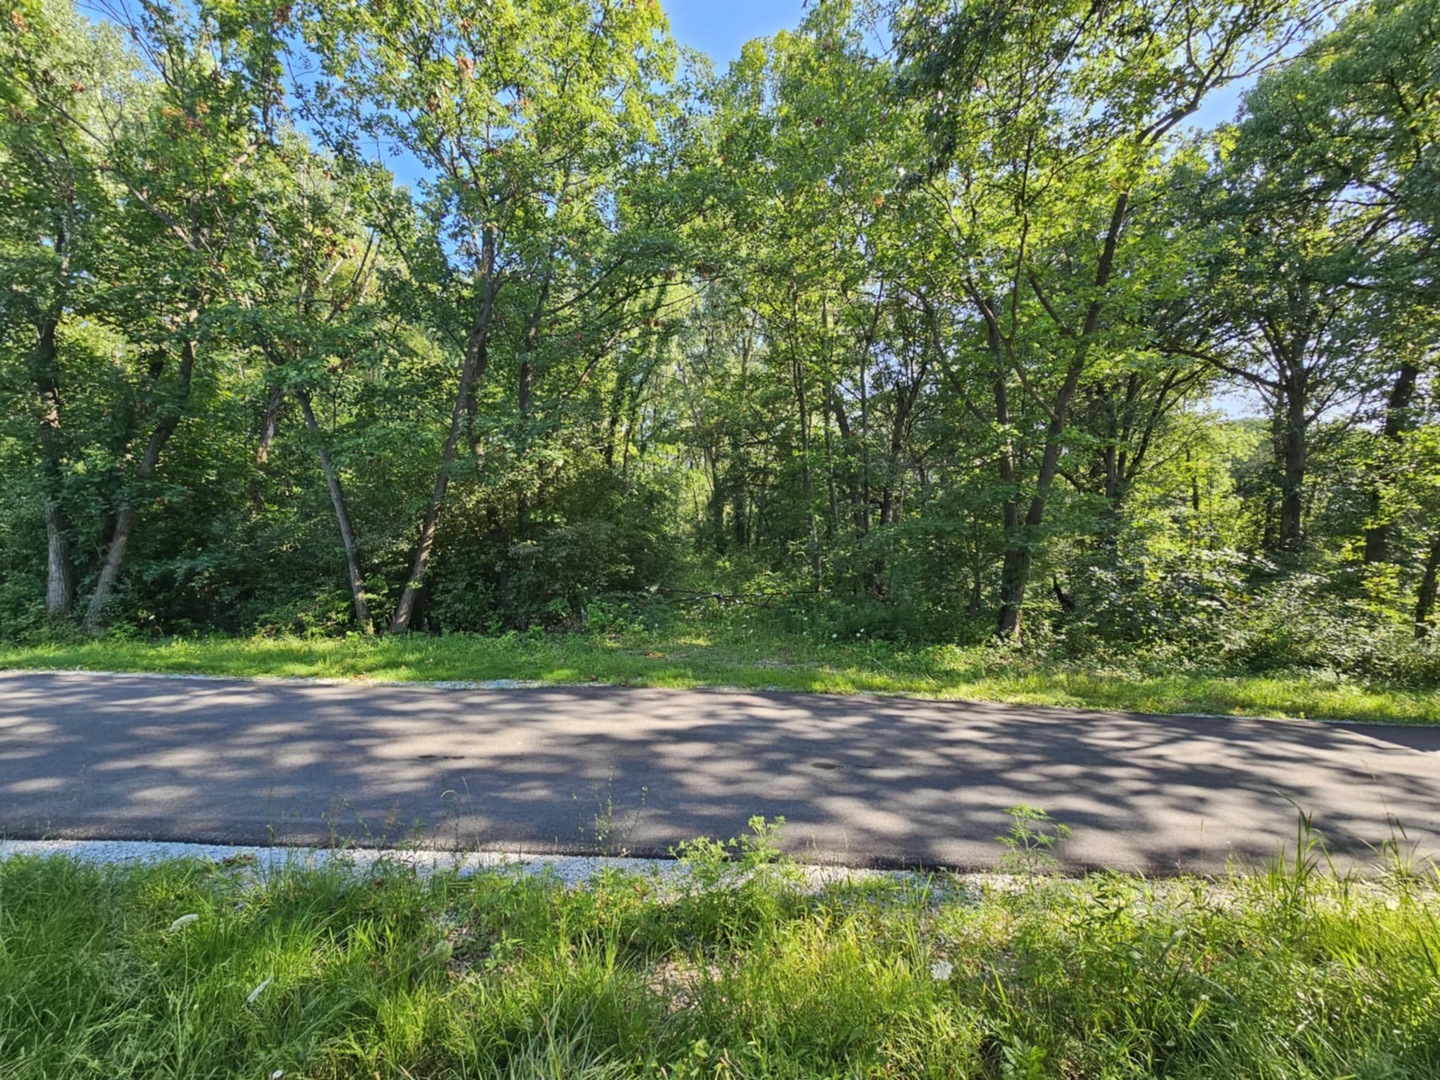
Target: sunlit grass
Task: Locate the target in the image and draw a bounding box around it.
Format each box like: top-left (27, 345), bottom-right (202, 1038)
top-left (2, 829), bottom-right (1438, 1079)
top-left (2, 629), bottom-right (1438, 723)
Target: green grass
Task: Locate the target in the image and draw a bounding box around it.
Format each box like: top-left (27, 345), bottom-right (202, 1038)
top-left (3, 629), bottom-right (1438, 723)
top-left (3, 824), bottom-right (1439, 1079)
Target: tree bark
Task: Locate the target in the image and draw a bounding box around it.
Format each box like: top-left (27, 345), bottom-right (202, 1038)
top-left (998, 346), bottom-right (1085, 635)
top-left (793, 353), bottom-right (821, 585)
top-left (82, 338), bottom-right (196, 633)
top-left (44, 503), bottom-right (74, 618)
top-left (988, 299), bottom-right (1024, 639)
top-left (391, 228), bottom-right (498, 633)
top-left (256, 383), bottom-right (286, 467)
top-left (1277, 367), bottom-right (1308, 552)
top-left (1363, 360), bottom-right (1420, 564)
top-left (30, 320), bottom-right (74, 616)
top-left (296, 390), bottom-right (373, 635)
top-left (1415, 532), bottom-right (1440, 639)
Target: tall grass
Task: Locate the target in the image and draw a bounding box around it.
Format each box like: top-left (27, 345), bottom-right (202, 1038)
top-left (2, 828), bottom-right (1438, 1078)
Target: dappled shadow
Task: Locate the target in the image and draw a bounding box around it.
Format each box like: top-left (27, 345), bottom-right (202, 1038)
top-left (1, 672), bottom-right (1437, 874)
top-left (1330, 723), bottom-right (1440, 754)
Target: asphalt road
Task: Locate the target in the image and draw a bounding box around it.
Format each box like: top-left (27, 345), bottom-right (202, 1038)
top-left (2, 670), bottom-right (1438, 873)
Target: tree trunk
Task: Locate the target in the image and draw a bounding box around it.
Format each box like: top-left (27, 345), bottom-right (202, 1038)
top-left (729, 434), bottom-right (748, 548)
top-left (997, 543), bottom-right (1030, 639)
top-left (1277, 377), bottom-right (1307, 551)
top-left (256, 383), bottom-right (286, 466)
top-left (1364, 360), bottom-right (1420, 564)
top-left (995, 341), bottom-right (1087, 638)
top-left (792, 353), bottom-right (821, 585)
top-left (985, 296), bottom-right (1023, 639)
top-left (831, 393), bottom-right (867, 534)
top-left (602, 362), bottom-right (628, 470)
top-left (1416, 533), bottom-right (1440, 639)
top-left (296, 390), bottom-right (373, 635)
top-left (30, 320), bottom-right (74, 616)
top-left (993, 190), bottom-right (1130, 639)
top-left (880, 368), bottom-right (926, 529)
top-left (82, 338), bottom-right (196, 633)
top-left (391, 229), bottom-right (497, 633)
top-left (44, 502), bottom-right (74, 618)
top-left (823, 381), bottom-right (839, 540)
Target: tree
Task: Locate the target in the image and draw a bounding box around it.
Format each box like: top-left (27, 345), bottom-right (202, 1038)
top-left (0, 0), bottom-right (124, 615)
top-left (300, 0), bottom-right (678, 631)
top-left (894, 0), bottom-right (1322, 638)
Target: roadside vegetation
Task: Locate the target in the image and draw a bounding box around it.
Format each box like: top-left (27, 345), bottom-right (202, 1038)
top-left (2, 818), bottom-right (1438, 1079)
top-left (3, 0), bottom-right (1438, 710)
top-left (5, 623), bottom-right (1440, 724)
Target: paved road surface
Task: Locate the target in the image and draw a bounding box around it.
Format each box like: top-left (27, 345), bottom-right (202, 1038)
top-left (2, 670), bottom-right (1438, 873)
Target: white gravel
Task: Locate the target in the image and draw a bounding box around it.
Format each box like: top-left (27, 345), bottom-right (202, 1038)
top-left (0, 838), bottom-right (933, 891)
top-left (0, 838), bottom-right (681, 886)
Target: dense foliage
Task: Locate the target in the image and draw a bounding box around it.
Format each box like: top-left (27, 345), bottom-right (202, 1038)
top-left (2, 0), bottom-right (1437, 680)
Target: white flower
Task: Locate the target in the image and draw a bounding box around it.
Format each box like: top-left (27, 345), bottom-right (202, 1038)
top-left (271, 1072), bottom-right (285, 1080)
top-left (930, 960), bottom-right (954, 981)
top-left (166, 914), bottom-right (199, 932)
top-left (246, 978), bottom-right (273, 1004)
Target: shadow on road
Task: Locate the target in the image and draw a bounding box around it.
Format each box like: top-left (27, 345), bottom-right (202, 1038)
top-left (1, 672), bottom-right (1436, 873)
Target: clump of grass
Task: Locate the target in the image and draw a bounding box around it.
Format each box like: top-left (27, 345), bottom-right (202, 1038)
top-left (3, 628), bottom-right (1439, 723)
top-left (2, 821), bottom-right (1438, 1078)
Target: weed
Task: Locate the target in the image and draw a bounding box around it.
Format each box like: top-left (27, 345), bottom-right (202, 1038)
top-left (995, 804), bottom-right (1072, 876)
top-left (578, 771), bottom-right (649, 857)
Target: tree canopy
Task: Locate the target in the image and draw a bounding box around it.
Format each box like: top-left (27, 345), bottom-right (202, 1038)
top-left (2, 0), bottom-right (1436, 678)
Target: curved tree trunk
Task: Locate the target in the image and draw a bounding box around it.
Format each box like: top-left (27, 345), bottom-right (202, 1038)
top-left (391, 229), bottom-right (498, 633)
top-left (82, 339), bottom-right (196, 634)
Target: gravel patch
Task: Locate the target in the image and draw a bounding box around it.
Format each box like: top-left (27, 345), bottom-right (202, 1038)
top-left (0, 838), bottom-right (936, 892)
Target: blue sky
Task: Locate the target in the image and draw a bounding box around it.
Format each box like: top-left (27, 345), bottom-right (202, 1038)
top-left (661, 0), bottom-right (1249, 128)
top-left (664, 0), bottom-right (809, 69)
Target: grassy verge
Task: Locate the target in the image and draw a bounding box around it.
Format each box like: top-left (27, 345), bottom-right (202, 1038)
top-left (3, 630), bottom-right (1438, 723)
top-left (2, 827), bottom-right (1437, 1079)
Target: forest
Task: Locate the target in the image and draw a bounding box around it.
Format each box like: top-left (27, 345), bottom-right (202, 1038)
top-left (2, 0), bottom-right (1437, 687)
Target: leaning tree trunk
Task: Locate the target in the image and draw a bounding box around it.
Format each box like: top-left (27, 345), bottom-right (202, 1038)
top-left (993, 191), bottom-right (1130, 640)
top-left (82, 339), bottom-right (196, 633)
top-left (391, 230), bottom-right (498, 633)
top-left (296, 390), bottom-right (373, 635)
